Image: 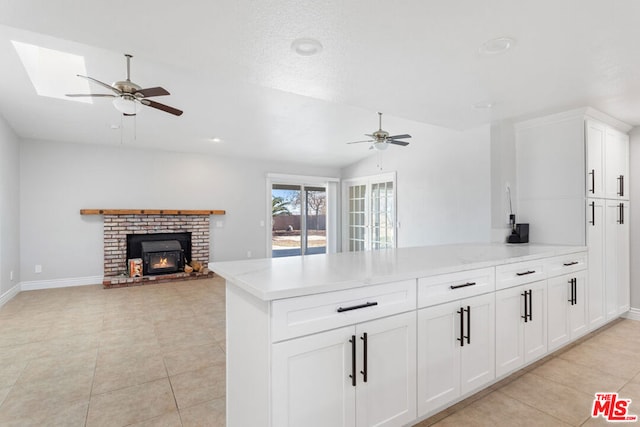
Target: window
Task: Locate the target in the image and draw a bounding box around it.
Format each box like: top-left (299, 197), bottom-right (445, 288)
top-left (343, 172), bottom-right (397, 251)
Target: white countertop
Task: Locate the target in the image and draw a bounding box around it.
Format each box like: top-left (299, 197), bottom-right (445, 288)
top-left (209, 243), bottom-right (586, 301)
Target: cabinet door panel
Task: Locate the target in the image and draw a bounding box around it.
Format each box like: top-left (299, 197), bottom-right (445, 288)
top-left (605, 201), bottom-right (620, 320)
top-left (460, 293), bottom-right (495, 395)
top-left (605, 128), bottom-right (629, 200)
top-left (587, 198), bottom-right (605, 328)
top-left (617, 202), bottom-right (630, 314)
top-left (417, 301), bottom-right (461, 416)
top-left (524, 282), bottom-right (547, 363)
top-left (356, 311), bottom-right (416, 427)
top-left (570, 271), bottom-right (589, 338)
top-left (272, 326), bottom-right (356, 427)
top-left (495, 286), bottom-right (525, 377)
top-left (586, 120), bottom-right (605, 198)
top-left (547, 276), bottom-right (570, 351)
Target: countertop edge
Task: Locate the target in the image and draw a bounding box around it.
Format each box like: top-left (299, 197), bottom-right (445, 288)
top-left (210, 244), bottom-right (587, 301)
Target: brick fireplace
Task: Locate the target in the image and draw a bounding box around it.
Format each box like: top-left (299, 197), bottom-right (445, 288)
top-left (80, 209), bottom-right (225, 288)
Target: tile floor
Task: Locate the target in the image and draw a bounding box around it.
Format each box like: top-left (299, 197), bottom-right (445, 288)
top-left (0, 277), bottom-right (637, 426)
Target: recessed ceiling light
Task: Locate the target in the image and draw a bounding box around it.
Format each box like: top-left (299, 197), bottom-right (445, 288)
top-left (291, 38), bottom-right (323, 56)
top-left (210, 137), bottom-right (222, 143)
top-left (478, 37), bottom-right (515, 55)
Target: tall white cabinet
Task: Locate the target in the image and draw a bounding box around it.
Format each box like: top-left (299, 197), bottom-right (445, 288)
top-left (515, 107), bottom-right (631, 326)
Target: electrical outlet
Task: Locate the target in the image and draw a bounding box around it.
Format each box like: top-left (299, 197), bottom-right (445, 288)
top-left (10, 271), bottom-right (13, 281)
top-left (35, 265), bottom-right (42, 273)
top-left (247, 251), bottom-right (252, 258)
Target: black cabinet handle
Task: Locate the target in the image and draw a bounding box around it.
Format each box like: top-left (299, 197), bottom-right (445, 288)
top-left (360, 333), bottom-right (368, 382)
top-left (589, 169), bottom-right (595, 194)
top-left (618, 175), bottom-right (624, 197)
top-left (521, 291), bottom-right (529, 323)
top-left (450, 282), bottom-right (477, 290)
top-left (457, 307), bottom-right (465, 347)
top-left (563, 261), bottom-right (578, 266)
top-left (516, 270), bottom-right (536, 276)
top-left (464, 306), bottom-right (471, 345)
top-left (568, 278), bottom-right (575, 305)
top-left (528, 290), bottom-right (533, 321)
top-left (337, 301), bottom-right (378, 313)
top-left (573, 278), bottom-right (577, 305)
top-left (589, 201), bottom-right (595, 226)
top-left (618, 203), bottom-right (624, 225)
top-left (349, 335), bottom-right (356, 387)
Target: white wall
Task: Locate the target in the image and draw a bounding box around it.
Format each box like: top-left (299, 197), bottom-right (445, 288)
top-left (341, 124), bottom-right (491, 247)
top-left (630, 127), bottom-right (640, 309)
top-left (19, 139), bottom-right (339, 283)
top-left (490, 120), bottom-right (517, 242)
top-left (0, 114), bottom-right (20, 296)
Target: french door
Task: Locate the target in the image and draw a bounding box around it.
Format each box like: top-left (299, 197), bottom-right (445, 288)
top-left (343, 172), bottom-right (396, 251)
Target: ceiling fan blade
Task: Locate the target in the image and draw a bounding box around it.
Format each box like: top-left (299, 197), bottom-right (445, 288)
top-left (134, 87), bottom-right (170, 98)
top-left (347, 139), bottom-right (374, 144)
top-left (66, 93), bottom-right (116, 98)
top-left (76, 75), bottom-right (121, 94)
top-left (387, 140), bottom-right (410, 146)
top-left (140, 99), bottom-right (183, 116)
top-left (387, 134), bottom-right (412, 140)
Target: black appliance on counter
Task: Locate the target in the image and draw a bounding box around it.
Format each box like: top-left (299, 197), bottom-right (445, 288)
top-left (507, 223), bottom-right (529, 244)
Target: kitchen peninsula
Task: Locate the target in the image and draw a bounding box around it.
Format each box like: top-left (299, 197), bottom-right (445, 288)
top-left (211, 243), bottom-right (590, 427)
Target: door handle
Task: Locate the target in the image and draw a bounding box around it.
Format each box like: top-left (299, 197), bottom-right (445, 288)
top-left (457, 307), bottom-right (465, 347)
top-left (349, 335), bottom-right (356, 387)
top-left (360, 333), bottom-right (368, 382)
top-left (589, 169), bottom-right (595, 194)
top-left (464, 306), bottom-right (471, 345)
top-left (568, 278), bottom-right (576, 305)
top-left (589, 201), bottom-right (595, 226)
top-left (618, 175), bottom-right (624, 197)
top-left (337, 301), bottom-right (378, 313)
top-left (450, 282), bottom-right (477, 290)
top-left (521, 291), bottom-right (529, 323)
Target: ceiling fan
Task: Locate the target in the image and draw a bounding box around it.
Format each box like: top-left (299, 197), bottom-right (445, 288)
top-left (347, 112), bottom-right (411, 150)
top-left (66, 54), bottom-right (183, 117)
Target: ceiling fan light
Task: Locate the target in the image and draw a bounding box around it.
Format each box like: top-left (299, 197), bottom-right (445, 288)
top-left (373, 141), bottom-right (388, 151)
top-left (112, 96), bottom-right (141, 115)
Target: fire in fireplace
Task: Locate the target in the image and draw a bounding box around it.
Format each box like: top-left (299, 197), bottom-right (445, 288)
top-left (126, 232), bottom-right (192, 277)
top-left (141, 240), bottom-right (184, 275)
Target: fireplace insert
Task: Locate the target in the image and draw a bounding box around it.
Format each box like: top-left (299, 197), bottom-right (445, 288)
top-left (141, 240), bottom-right (185, 275)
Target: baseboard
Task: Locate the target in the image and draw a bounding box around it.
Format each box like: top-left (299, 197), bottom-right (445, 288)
top-left (623, 307), bottom-right (640, 321)
top-left (20, 275), bottom-right (104, 291)
top-left (0, 283), bottom-right (21, 308)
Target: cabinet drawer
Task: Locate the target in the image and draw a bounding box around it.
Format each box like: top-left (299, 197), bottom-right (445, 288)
top-left (495, 259), bottom-right (546, 290)
top-left (417, 267), bottom-right (495, 308)
top-left (545, 253), bottom-right (587, 278)
top-left (271, 280), bottom-right (416, 342)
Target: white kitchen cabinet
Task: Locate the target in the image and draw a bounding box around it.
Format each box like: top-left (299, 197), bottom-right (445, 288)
top-left (605, 201), bottom-right (630, 318)
top-left (586, 120), bottom-right (605, 198)
top-left (604, 127), bottom-right (629, 200)
top-left (547, 270), bottom-right (588, 351)
top-left (272, 311), bottom-right (416, 427)
top-left (417, 293), bottom-right (495, 416)
top-left (586, 198), bottom-right (606, 329)
top-left (495, 280), bottom-right (547, 378)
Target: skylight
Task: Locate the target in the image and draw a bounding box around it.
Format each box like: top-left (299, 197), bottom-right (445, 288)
top-left (11, 41), bottom-right (92, 104)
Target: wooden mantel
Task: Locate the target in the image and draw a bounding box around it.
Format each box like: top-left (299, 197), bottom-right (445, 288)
top-left (80, 209), bottom-right (226, 215)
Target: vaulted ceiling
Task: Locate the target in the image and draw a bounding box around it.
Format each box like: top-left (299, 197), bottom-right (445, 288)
top-left (1, 1), bottom-right (639, 167)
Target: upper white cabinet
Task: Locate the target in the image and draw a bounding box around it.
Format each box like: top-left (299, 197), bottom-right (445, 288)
top-left (515, 108), bottom-right (631, 246)
top-left (586, 120), bottom-right (629, 200)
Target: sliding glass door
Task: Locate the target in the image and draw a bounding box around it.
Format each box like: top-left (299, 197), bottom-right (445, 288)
top-left (271, 183), bottom-right (327, 258)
